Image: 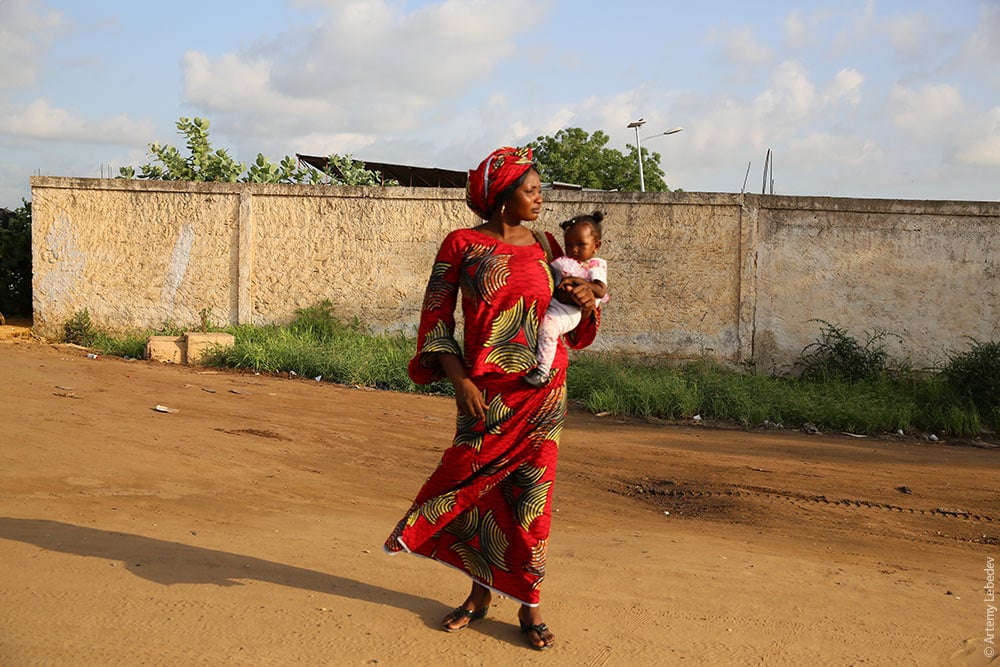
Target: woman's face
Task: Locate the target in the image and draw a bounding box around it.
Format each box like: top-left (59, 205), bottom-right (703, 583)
top-left (503, 170), bottom-right (543, 222)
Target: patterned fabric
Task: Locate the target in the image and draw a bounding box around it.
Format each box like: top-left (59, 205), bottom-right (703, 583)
top-left (465, 146), bottom-right (535, 220)
top-left (385, 227), bottom-right (598, 606)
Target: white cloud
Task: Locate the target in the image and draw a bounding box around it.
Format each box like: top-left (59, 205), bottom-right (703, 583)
top-left (966, 2), bottom-right (1000, 60)
top-left (672, 95), bottom-right (756, 172)
top-left (0, 98), bottom-right (154, 146)
top-left (0, 0), bottom-right (65, 90)
top-left (182, 52), bottom-right (335, 123)
top-left (783, 9), bottom-right (833, 51)
top-left (183, 0), bottom-right (542, 139)
top-left (651, 58), bottom-right (886, 195)
top-left (709, 26), bottom-right (773, 68)
top-left (828, 2), bottom-right (949, 65)
top-left (884, 13), bottom-right (930, 59)
top-left (784, 11), bottom-right (808, 49)
top-left (753, 61), bottom-right (818, 124)
top-left (787, 132), bottom-right (883, 169)
top-left (889, 83), bottom-right (964, 138)
top-left (287, 131), bottom-right (375, 157)
top-left (564, 89), bottom-right (651, 146)
top-left (963, 1), bottom-right (1000, 88)
top-left (823, 68), bottom-right (864, 106)
top-left (539, 108), bottom-right (576, 137)
top-left (952, 107), bottom-right (1000, 167)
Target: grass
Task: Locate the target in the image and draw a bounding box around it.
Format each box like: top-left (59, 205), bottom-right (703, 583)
top-left (57, 306), bottom-right (998, 440)
top-left (201, 301), bottom-right (455, 396)
top-left (566, 355), bottom-right (973, 434)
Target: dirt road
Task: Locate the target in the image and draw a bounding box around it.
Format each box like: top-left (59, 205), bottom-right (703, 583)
top-left (1, 329), bottom-right (997, 665)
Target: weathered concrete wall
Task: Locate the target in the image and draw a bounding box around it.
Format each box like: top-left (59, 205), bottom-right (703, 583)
top-left (31, 180), bottom-right (240, 333)
top-left (247, 188), bottom-right (471, 335)
top-left (30, 177), bottom-right (1000, 372)
top-left (751, 196), bottom-right (1000, 372)
top-left (538, 190), bottom-right (746, 362)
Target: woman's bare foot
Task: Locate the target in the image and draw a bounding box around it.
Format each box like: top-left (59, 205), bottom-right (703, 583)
top-left (441, 582), bottom-right (492, 632)
top-left (518, 604), bottom-right (555, 650)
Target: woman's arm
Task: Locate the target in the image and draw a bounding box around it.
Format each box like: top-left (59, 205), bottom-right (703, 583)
top-left (408, 233), bottom-right (464, 385)
top-left (559, 278), bottom-right (596, 318)
top-left (553, 276), bottom-right (598, 316)
top-left (557, 276), bottom-right (606, 299)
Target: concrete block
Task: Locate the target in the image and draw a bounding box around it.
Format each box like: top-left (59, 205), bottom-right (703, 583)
top-left (146, 335), bottom-right (186, 364)
top-left (185, 331), bottom-right (235, 364)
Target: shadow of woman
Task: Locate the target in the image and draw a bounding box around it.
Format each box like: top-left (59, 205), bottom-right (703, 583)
top-left (0, 516), bottom-right (447, 629)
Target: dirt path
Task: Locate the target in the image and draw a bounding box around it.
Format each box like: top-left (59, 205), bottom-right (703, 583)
top-left (1, 331), bottom-right (997, 666)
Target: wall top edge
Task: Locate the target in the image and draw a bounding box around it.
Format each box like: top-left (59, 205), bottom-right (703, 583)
top-left (744, 192), bottom-right (1000, 216)
top-left (27, 177), bottom-right (744, 205)
top-left (27, 177), bottom-right (996, 215)
top-left (27, 176), bottom-right (468, 199)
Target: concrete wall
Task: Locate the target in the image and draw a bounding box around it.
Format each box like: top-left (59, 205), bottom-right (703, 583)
top-left (30, 177), bottom-right (1000, 372)
top-left (752, 197), bottom-right (1000, 371)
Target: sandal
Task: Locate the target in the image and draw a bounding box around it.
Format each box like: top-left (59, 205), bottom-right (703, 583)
top-left (441, 605), bottom-right (489, 633)
top-left (520, 620), bottom-right (555, 651)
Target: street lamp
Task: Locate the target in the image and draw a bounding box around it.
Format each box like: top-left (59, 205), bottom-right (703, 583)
top-left (627, 119), bottom-right (683, 192)
top-left (627, 119), bottom-right (647, 192)
top-left (645, 127), bottom-right (683, 140)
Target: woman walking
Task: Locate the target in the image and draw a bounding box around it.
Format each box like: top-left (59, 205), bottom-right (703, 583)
top-left (384, 146), bottom-right (599, 650)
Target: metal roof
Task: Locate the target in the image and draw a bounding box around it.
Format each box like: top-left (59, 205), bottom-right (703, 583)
top-left (296, 154), bottom-right (467, 188)
top-left (296, 154), bottom-right (598, 191)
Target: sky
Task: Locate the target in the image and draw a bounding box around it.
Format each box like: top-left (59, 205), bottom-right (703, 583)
top-left (1, 0), bottom-right (998, 205)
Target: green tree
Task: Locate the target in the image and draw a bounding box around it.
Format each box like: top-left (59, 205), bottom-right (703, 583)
top-left (119, 117), bottom-right (393, 186)
top-left (0, 200), bottom-right (32, 317)
top-left (530, 127), bottom-right (669, 191)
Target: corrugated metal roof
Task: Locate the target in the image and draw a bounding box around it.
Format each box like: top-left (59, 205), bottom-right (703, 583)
top-left (296, 154), bottom-right (599, 191)
top-left (296, 154), bottom-right (466, 187)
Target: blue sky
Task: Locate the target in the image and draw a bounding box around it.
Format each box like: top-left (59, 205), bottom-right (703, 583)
top-left (2, 0), bottom-right (998, 204)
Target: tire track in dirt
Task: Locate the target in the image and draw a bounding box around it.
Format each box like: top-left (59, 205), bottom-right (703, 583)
top-left (613, 478), bottom-right (1000, 546)
top-left (617, 479), bottom-right (996, 522)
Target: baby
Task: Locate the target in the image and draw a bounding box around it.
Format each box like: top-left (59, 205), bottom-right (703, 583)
top-left (525, 210), bottom-right (609, 387)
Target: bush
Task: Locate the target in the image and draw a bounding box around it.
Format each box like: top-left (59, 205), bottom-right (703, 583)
top-left (287, 299), bottom-right (360, 341)
top-left (0, 200), bottom-right (32, 317)
top-left (63, 310), bottom-right (95, 346)
top-left (796, 320), bottom-right (900, 382)
top-left (942, 339), bottom-right (1000, 427)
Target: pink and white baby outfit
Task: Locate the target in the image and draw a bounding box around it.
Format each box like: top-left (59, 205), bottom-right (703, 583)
top-left (535, 256), bottom-right (609, 376)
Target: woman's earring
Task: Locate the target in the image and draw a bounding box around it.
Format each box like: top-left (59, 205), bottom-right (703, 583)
top-left (500, 203), bottom-right (507, 217)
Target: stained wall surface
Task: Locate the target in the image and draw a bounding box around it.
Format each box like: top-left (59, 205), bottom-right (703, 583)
top-left (30, 177), bottom-right (999, 371)
top-left (752, 197), bottom-right (1000, 371)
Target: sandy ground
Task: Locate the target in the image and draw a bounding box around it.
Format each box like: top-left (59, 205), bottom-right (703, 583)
top-left (1, 322), bottom-right (998, 666)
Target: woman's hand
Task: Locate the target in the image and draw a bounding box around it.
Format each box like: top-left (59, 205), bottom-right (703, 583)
top-left (437, 353), bottom-right (487, 420)
top-left (562, 278), bottom-right (596, 318)
top-left (453, 377), bottom-right (487, 420)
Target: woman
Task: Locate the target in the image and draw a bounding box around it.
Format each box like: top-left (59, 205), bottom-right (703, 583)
top-left (383, 146), bottom-right (598, 651)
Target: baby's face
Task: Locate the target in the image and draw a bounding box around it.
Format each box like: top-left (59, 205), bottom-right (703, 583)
top-left (563, 223), bottom-right (601, 262)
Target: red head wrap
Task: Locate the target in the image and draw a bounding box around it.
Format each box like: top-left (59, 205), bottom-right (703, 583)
top-left (465, 146), bottom-right (535, 219)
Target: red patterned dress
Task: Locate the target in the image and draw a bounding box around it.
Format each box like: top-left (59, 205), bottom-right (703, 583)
top-left (384, 227), bottom-right (598, 606)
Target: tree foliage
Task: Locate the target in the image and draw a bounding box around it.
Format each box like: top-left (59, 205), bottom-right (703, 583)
top-left (530, 127), bottom-right (669, 191)
top-left (0, 200), bottom-right (32, 317)
top-left (119, 117), bottom-right (394, 186)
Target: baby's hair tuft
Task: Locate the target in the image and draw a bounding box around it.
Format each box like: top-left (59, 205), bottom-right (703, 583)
top-left (560, 209), bottom-right (604, 240)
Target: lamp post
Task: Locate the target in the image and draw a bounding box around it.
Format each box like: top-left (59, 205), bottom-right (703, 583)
top-left (627, 118), bottom-right (647, 191)
top-left (627, 120), bottom-right (683, 192)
